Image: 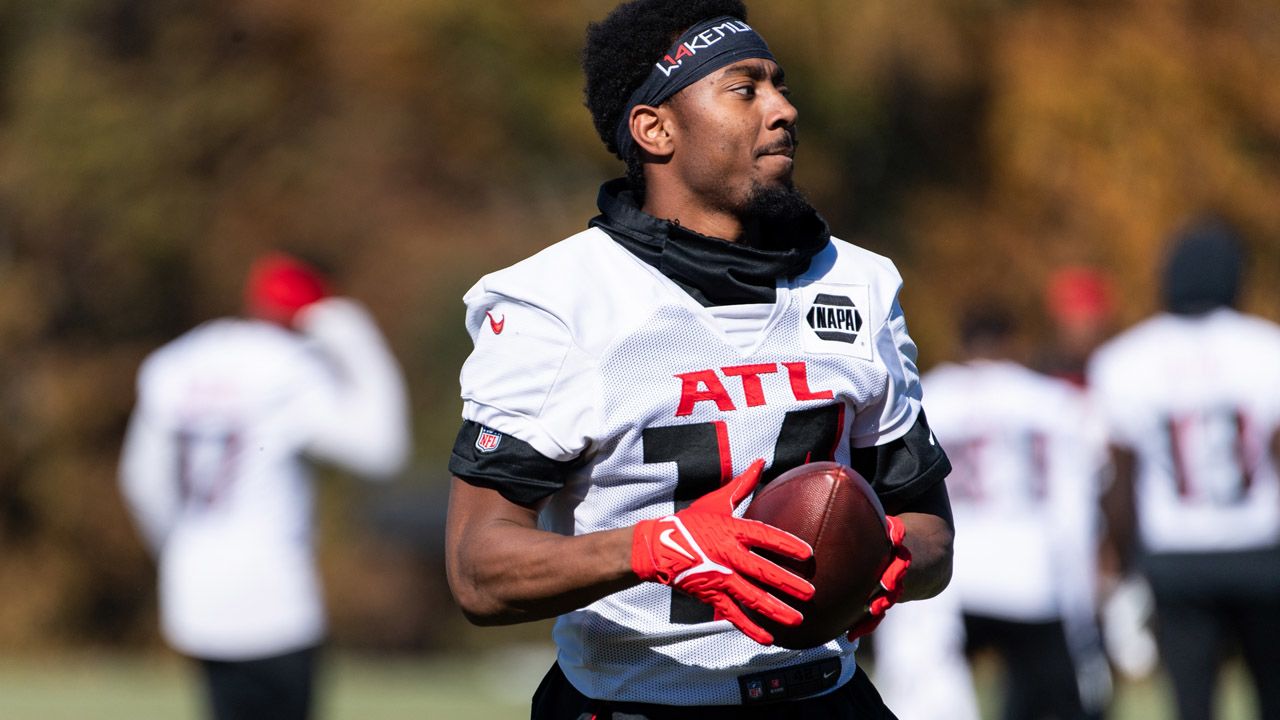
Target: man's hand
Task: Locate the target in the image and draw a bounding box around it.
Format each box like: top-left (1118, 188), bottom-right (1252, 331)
top-left (847, 514), bottom-right (912, 641)
top-left (631, 459), bottom-right (815, 645)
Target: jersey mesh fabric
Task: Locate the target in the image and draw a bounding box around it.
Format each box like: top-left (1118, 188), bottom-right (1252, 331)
top-left (461, 230), bottom-right (924, 704)
top-left (551, 304), bottom-right (885, 704)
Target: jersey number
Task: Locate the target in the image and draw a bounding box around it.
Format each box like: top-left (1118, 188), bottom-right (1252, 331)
top-left (1165, 409), bottom-right (1257, 505)
top-left (946, 432), bottom-right (1049, 504)
top-left (641, 404), bottom-right (844, 625)
top-left (176, 430), bottom-right (242, 509)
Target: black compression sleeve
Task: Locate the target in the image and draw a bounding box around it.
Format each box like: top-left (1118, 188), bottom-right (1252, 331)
top-left (850, 410), bottom-right (952, 511)
top-left (448, 420), bottom-right (581, 507)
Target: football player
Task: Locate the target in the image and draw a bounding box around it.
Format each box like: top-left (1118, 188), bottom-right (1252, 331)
top-left (119, 254), bottom-right (411, 720)
top-left (444, 1), bottom-right (955, 717)
top-left (881, 304), bottom-right (1111, 720)
top-left (1089, 217), bottom-right (1280, 720)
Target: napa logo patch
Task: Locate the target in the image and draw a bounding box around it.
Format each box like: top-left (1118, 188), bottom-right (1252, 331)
top-left (475, 426), bottom-right (503, 453)
top-left (800, 284), bottom-right (873, 360)
top-left (806, 293), bottom-right (863, 343)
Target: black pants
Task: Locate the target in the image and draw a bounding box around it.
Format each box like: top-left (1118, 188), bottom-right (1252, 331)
top-left (197, 645), bottom-right (319, 720)
top-left (1141, 548), bottom-right (1280, 720)
top-left (531, 661), bottom-right (897, 720)
top-left (963, 614), bottom-right (1095, 720)
top-left (1152, 591), bottom-right (1280, 720)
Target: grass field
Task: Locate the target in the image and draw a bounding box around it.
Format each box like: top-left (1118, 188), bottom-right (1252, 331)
top-left (0, 647), bottom-right (1258, 719)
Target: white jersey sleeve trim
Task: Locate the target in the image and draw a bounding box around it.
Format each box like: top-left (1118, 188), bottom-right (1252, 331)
top-left (459, 287), bottom-right (599, 464)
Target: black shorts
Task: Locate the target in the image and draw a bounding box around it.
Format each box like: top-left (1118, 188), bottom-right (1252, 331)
top-left (530, 661), bottom-right (898, 720)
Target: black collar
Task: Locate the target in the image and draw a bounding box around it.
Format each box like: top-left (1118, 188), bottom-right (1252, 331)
top-left (588, 179), bottom-right (830, 307)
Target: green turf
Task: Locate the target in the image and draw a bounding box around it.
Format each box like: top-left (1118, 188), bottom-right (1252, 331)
top-left (966, 655), bottom-right (1258, 720)
top-left (0, 649), bottom-right (1259, 720)
top-left (0, 649), bottom-right (542, 720)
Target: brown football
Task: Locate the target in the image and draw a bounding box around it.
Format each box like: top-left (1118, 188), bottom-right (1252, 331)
top-left (743, 461), bottom-right (892, 649)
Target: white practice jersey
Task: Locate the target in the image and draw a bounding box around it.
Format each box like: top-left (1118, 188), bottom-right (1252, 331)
top-left (119, 298), bottom-right (410, 660)
top-left (925, 360), bottom-right (1102, 623)
top-left (456, 228), bottom-right (936, 705)
top-left (1089, 309), bottom-right (1280, 554)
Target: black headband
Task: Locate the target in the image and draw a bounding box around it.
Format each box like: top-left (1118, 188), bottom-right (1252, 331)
top-left (614, 16), bottom-right (776, 157)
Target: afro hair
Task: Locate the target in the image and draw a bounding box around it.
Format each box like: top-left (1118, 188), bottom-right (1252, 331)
top-left (582, 0), bottom-right (748, 197)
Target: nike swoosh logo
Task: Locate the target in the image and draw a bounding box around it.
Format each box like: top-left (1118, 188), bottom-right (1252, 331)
top-left (486, 311), bottom-right (505, 335)
top-left (823, 669), bottom-right (838, 679)
top-left (659, 528), bottom-right (696, 561)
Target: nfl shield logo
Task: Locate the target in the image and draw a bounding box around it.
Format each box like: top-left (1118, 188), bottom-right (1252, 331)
top-left (747, 680), bottom-right (763, 699)
top-left (475, 426), bottom-right (502, 453)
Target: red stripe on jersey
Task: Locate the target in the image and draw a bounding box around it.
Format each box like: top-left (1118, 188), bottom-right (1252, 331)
top-left (1167, 416), bottom-right (1193, 498)
top-left (829, 403), bottom-right (847, 461)
top-left (1235, 410), bottom-right (1254, 493)
top-left (714, 420), bottom-right (732, 483)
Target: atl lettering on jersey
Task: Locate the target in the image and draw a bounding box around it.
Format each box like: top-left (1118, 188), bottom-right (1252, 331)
top-left (674, 361), bottom-right (832, 417)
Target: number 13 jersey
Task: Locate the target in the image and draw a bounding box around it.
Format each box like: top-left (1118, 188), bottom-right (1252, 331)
top-left (451, 228), bottom-right (946, 705)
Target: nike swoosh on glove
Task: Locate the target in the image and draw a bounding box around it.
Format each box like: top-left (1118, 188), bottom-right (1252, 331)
top-left (631, 459), bottom-right (816, 645)
top-left (847, 514), bottom-right (911, 641)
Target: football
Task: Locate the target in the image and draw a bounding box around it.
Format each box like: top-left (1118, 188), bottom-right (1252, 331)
top-left (743, 461), bottom-right (892, 649)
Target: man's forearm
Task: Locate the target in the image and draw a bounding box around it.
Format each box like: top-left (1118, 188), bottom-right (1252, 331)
top-left (446, 479), bottom-right (639, 624)
top-left (1102, 444), bottom-right (1138, 574)
top-left (896, 511), bottom-right (954, 602)
top-left (455, 522), bottom-right (636, 625)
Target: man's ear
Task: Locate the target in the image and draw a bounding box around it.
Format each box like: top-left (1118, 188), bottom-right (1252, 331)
top-left (629, 105), bottom-right (675, 159)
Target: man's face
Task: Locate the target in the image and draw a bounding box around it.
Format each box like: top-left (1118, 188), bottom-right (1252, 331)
top-left (665, 58), bottom-right (800, 218)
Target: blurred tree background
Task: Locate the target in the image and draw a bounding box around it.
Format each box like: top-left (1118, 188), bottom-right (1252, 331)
top-left (0, 0), bottom-right (1276, 654)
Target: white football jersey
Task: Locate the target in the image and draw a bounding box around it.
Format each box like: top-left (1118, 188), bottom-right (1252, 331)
top-left (458, 228), bottom-right (928, 705)
top-left (119, 298), bottom-right (410, 660)
top-left (924, 360), bottom-right (1102, 622)
top-left (1088, 309), bottom-right (1280, 553)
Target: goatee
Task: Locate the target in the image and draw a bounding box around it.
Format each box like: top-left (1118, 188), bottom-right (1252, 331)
top-left (742, 181), bottom-right (815, 224)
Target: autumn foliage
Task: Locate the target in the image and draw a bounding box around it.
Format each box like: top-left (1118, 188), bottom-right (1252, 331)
top-left (0, 0), bottom-right (1276, 650)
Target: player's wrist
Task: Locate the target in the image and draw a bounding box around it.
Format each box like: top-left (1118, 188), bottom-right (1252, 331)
top-left (630, 517), bottom-right (664, 583)
top-left (847, 514), bottom-right (912, 641)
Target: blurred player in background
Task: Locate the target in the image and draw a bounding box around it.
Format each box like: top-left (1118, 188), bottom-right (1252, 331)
top-left (871, 575), bottom-right (980, 720)
top-left (1034, 266), bottom-right (1159, 682)
top-left (1036, 266), bottom-right (1115, 387)
top-left (445, 0), bottom-right (955, 717)
top-left (1089, 217), bottom-right (1280, 720)
top-left (881, 303), bottom-right (1110, 720)
top-left (119, 253), bottom-right (411, 720)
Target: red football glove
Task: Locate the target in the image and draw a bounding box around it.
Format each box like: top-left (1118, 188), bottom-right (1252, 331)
top-left (631, 459), bottom-right (816, 645)
top-left (847, 514), bottom-right (911, 641)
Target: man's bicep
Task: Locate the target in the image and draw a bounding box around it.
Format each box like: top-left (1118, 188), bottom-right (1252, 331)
top-left (447, 475), bottom-right (540, 541)
top-left (446, 476), bottom-right (539, 570)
